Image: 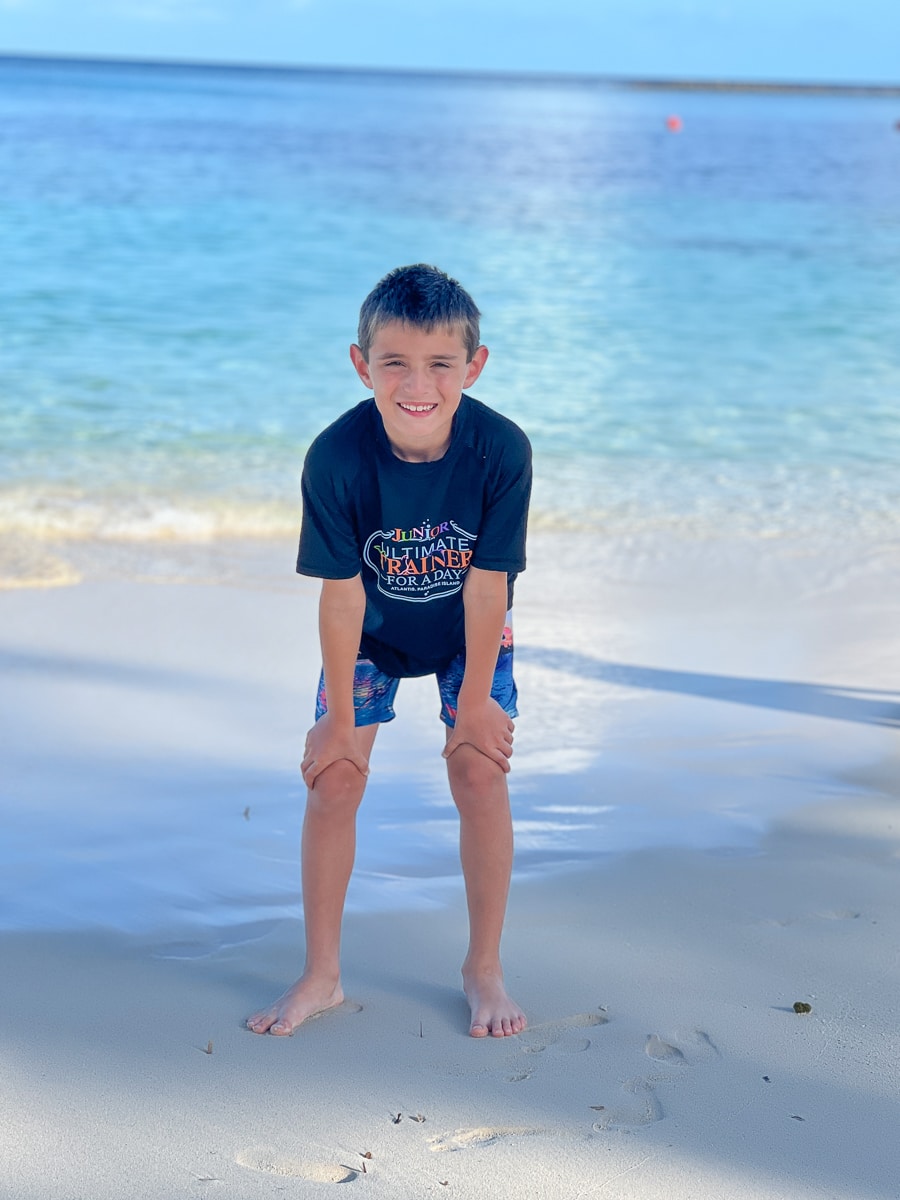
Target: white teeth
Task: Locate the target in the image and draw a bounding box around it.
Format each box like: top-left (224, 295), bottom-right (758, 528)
top-left (400, 404), bottom-right (435, 412)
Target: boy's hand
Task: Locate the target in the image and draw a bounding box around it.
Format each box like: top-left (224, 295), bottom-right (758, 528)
top-left (442, 697), bottom-right (514, 773)
top-left (301, 712), bottom-right (370, 789)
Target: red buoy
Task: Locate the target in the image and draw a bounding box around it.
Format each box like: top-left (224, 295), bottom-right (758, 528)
top-left (666, 115), bottom-right (683, 133)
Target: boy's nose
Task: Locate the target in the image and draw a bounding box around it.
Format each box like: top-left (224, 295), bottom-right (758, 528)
top-left (403, 369), bottom-right (430, 397)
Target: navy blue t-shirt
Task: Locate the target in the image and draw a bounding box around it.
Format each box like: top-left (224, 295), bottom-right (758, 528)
top-left (297, 394), bottom-right (532, 678)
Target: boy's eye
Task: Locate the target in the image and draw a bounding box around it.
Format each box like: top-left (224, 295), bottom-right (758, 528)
top-left (432, 362), bottom-right (451, 369)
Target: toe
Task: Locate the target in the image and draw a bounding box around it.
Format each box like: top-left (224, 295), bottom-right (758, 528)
top-left (470, 1021), bottom-right (489, 1038)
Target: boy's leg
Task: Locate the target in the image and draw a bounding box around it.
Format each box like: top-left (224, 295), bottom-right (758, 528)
top-left (246, 721), bottom-right (379, 1035)
top-left (445, 736), bottom-right (526, 1039)
top-left (439, 633), bottom-right (525, 1038)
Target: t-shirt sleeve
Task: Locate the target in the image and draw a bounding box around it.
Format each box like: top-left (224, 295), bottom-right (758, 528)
top-left (470, 423), bottom-right (532, 574)
top-left (296, 435), bottom-right (362, 579)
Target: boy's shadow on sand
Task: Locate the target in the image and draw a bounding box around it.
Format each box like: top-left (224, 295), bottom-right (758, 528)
top-left (519, 646), bottom-right (900, 729)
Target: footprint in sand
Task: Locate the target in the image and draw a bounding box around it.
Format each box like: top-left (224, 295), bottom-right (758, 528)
top-left (592, 1080), bottom-right (665, 1131)
top-left (644, 1029), bottom-right (719, 1067)
top-left (644, 1035), bottom-right (687, 1065)
top-left (429, 1127), bottom-right (542, 1152)
top-left (594, 1030), bottom-right (722, 1132)
top-left (235, 1148), bottom-right (358, 1182)
top-left (520, 1010), bottom-right (609, 1055)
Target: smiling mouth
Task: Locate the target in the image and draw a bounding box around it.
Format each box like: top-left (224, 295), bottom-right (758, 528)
top-left (399, 403), bottom-right (437, 413)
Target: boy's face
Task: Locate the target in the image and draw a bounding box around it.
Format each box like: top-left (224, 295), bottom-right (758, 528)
top-left (350, 322), bottom-right (488, 462)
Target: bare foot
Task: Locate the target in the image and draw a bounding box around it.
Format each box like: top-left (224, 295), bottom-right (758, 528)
top-left (463, 969), bottom-right (527, 1038)
top-left (246, 975), bottom-right (344, 1036)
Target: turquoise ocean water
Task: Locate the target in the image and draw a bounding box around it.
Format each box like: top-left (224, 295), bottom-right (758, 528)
top-left (2, 55), bottom-right (899, 558)
top-left (2, 57), bottom-right (899, 937)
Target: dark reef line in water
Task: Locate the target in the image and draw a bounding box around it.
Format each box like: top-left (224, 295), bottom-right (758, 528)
top-left (2, 52), bottom-right (899, 96)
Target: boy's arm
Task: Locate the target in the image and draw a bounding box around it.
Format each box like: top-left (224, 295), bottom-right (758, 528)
top-left (300, 574), bottom-right (369, 788)
top-left (442, 566), bottom-right (514, 773)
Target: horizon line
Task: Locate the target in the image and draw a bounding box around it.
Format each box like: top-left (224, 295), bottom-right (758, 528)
top-left (2, 50), bottom-right (900, 96)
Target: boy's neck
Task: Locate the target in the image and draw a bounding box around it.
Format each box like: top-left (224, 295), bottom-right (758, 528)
top-left (387, 430), bottom-right (452, 463)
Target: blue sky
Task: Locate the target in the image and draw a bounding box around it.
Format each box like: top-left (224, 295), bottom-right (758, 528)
top-left (0, 0), bottom-right (897, 84)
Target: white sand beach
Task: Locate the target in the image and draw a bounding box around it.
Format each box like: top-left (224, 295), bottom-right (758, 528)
top-left (1, 531), bottom-right (898, 1199)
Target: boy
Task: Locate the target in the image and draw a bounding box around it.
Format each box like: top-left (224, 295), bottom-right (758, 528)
top-left (247, 264), bottom-right (531, 1039)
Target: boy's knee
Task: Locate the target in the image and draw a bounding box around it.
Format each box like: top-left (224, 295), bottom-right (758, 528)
top-left (306, 759), bottom-right (367, 812)
top-left (446, 743), bottom-right (507, 800)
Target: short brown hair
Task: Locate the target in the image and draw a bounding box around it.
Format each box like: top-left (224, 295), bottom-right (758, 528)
top-left (357, 264), bottom-right (481, 361)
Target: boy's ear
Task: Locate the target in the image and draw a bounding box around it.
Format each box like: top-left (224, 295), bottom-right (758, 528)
top-left (463, 344), bottom-right (489, 388)
top-left (349, 344), bottom-right (373, 389)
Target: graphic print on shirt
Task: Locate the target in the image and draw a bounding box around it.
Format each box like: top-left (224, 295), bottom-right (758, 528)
top-left (363, 518), bottom-right (476, 603)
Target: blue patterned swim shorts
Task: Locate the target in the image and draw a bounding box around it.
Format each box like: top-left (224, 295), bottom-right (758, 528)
top-left (315, 619), bottom-right (518, 728)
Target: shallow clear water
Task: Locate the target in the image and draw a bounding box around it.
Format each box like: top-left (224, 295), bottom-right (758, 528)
top-left (2, 56), bottom-right (899, 553)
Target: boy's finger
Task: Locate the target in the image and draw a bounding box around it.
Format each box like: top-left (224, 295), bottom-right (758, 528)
top-left (441, 736), bottom-right (460, 760)
top-left (481, 739), bottom-right (512, 769)
top-left (443, 738), bottom-right (512, 772)
top-left (303, 754), bottom-right (368, 784)
top-left (301, 751), bottom-right (334, 787)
